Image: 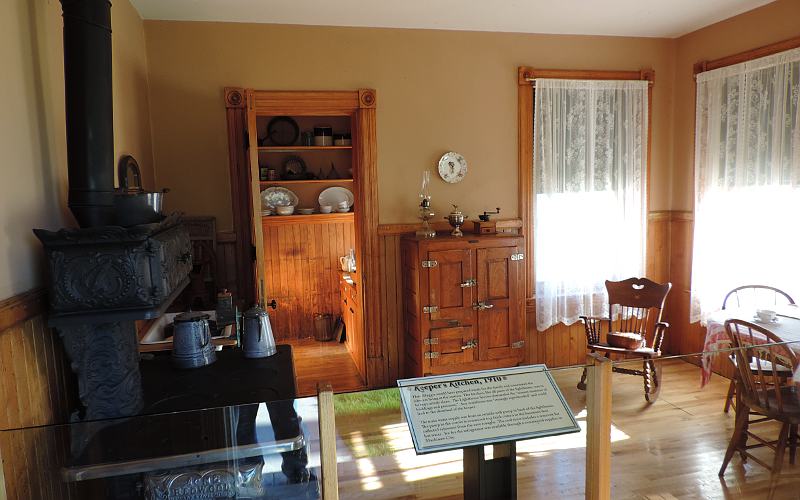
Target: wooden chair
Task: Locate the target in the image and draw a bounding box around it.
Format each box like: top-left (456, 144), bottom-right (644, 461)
top-left (719, 319), bottom-right (800, 498)
top-left (722, 285), bottom-right (796, 413)
top-left (723, 285), bottom-right (796, 311)
top-left (577, 277), bottom-right (672, 402)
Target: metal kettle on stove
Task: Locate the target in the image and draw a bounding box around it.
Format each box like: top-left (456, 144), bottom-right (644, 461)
top-left (172, 311), bottom-right (217, 369)
top-left (242, 304), bottom-right (277, 358)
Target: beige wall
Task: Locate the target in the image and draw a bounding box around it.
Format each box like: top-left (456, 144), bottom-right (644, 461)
top-left (113, 0), bottom-right (156, 191)
top-left (671, 0), bottom-right (800, 211)
top-left (4, 0), bottom-right (794, 299)
top-left (143, 22), bottom-right (676, 229)
top-left (0, 0), bottom-right (154, 300)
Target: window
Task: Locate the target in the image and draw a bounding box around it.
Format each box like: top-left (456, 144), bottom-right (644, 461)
top-left (532, 78), bottom-right (650, 331)
top-left (691, 47), bottom-right (800, 322)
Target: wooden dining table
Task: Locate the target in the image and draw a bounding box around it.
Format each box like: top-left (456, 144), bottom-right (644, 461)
top-left (701, 304), bottom-right (800, 386)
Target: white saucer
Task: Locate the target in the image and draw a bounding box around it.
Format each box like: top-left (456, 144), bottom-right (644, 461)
top-left (753, 316), bottom-right (779, 324)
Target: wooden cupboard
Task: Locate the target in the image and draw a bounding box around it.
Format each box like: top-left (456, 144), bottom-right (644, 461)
top-left (225, 88), bottom-right (377, 384)
top-left (339, 272), bottom-right (366, 378)
top-left (400, 233), bottom-right (526, 377)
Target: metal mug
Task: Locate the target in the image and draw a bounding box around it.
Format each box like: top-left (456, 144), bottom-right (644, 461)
top-left (243, 305), bottom-right (277, 358)
top-left (172, 311), bottom-right (217, 369)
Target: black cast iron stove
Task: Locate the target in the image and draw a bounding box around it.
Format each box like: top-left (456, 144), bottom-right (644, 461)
top-left (34, 0), bottom-right (192, 425)
top-left (34, 217), bottom-right (191, 420)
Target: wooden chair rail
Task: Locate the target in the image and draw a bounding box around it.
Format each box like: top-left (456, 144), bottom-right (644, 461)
top-left (0, 288), bottom-right (46, 332)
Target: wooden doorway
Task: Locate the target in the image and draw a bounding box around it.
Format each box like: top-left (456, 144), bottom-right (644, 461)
top-left (224, 88), bottom-right (383, 389)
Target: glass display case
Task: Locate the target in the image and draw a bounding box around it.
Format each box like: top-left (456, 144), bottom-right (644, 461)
top-left (1, 397), bottom-right (322, 500)
top-left (6, 338), bottom-right (800, 499)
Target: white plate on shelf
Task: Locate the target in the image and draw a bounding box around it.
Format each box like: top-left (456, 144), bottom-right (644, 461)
top-left (261, 187), bottom-right (299, 209)
top-left (318, 187), bottom-right (354, 208)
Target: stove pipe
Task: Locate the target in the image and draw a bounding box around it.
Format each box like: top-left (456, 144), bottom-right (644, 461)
top-left (61, 0), bottom-right (115, 227)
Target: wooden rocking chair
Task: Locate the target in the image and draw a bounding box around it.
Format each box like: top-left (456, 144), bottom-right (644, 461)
top-left (577, 277), bottom-right (672, 402)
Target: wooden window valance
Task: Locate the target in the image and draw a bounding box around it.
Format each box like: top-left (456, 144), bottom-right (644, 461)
top-left (694, 35), bottom-right (800, 75)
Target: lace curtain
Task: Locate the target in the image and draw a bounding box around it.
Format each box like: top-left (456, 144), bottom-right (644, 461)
top-left (691, 47), bottom-right (800, 323)
top-left (533, 79), bottom-right (648, 332)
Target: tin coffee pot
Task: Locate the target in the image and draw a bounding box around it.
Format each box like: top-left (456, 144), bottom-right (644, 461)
top-left (243, 305), bottom-right (277, 358)
top-left (171, 311), bottom-right (217, 369)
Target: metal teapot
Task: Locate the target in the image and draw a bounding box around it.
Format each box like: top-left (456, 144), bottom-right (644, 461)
top-left (171, 311), bottom-right (217, 369)
top-left (243, 305), bottom-right (277, 358)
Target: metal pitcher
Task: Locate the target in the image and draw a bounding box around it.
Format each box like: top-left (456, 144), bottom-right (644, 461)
top-left (171, 311), bottom-right (217, 369)
top-left (243, 305), bottom-right (277, 358)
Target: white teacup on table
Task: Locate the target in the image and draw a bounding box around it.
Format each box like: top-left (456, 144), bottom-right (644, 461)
top-left (756, 309), bottom-right (777, 322)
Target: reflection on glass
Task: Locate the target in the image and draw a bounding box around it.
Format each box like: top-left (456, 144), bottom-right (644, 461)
top-left (1, 398), bottom-right (321, 499)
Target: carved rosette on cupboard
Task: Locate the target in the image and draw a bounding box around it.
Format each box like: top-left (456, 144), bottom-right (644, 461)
top-left (401, 233), bottom-right (526, 377)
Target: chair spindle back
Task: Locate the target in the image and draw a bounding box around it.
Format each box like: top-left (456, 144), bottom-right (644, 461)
top-left (722, 285), bottom-right (795, 311)
top-left (606, 278), bottom-right (672, 347)
top-left (725, 319), bottom-right (797, 413)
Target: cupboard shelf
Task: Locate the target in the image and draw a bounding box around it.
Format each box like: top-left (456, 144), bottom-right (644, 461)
top-left (261, 212), bottom-right (354, 226)
top-left (257, 146), bottom-right (352, 153)
top-left (259, 179), bottom-right (353, 187)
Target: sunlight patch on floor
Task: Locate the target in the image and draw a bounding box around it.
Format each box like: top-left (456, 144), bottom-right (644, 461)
top-left (517, 417), bottom-right (629, 456)
top-left (348, 430), bottom-right (385, 491)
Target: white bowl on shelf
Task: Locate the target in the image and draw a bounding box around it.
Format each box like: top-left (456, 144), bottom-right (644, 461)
top-left (276, 205), bottom-right (295, 216)
top-left (320, 205), bottom-right (333, 214)
top-left (336, 207), bottom-right (351, 213)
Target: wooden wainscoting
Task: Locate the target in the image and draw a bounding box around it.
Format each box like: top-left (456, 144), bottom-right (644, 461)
top-left (0, 289), bottom-right (77, 499)
top-left (526, 318), bottom-right (588, 367)
top-left (261, 220), bottom-right (357, 342)
top-left (379, 233), bottom-right (404, 384)
top-left (660, 211), bottom-right (732, 376)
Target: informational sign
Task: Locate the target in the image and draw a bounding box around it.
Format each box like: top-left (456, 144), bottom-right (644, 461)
top-left (398, 365), bottom-right (579, 454)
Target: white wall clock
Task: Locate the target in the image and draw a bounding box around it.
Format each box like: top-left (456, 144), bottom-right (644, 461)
top-left (438, 151), bottom-right (467, 183)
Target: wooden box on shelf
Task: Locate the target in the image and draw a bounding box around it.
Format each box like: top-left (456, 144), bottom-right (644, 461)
top-left (400, 233), bottom-right (526, 377)
top-left (472, 220), bottom-right (497, 235)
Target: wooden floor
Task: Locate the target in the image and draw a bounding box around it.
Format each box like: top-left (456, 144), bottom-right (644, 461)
top-left (285, 338), bottom-right (366, 397)
top-left (332, 359), bottom-right (800, 499)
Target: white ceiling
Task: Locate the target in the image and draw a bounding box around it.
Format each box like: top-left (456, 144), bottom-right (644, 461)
top-left (129, 0), bottom-right (774, 38)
